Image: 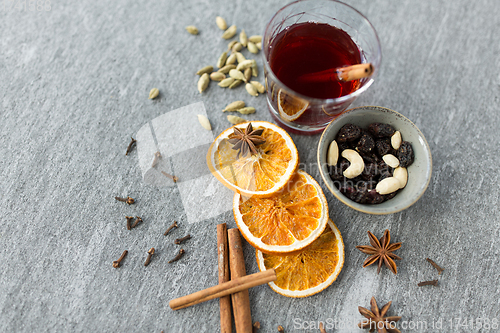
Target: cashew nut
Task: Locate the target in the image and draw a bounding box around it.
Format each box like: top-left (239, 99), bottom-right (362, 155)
top-left (376, 177), bottom-right (401, 195)
top-left (327, 140), bottom-right (339, 166)
top-left (391, 131), bottom-right (402, 150)
top-left (383, 154), bottom-right (400, 168)
top-left (341, 149), bottom-right (364, 179)
top-left (393, 167), bottom-right (408, 188)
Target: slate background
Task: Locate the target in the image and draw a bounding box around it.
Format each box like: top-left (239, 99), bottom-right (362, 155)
top-left (1, 0), bottom-right (499, 332)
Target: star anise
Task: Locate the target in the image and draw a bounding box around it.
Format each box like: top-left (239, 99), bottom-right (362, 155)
top-left (356, 229), bottom-right (401, 274)
top-left (228, 122), bottom-right (265, 158)
top-left (358, 297), bottom-right (402, 333)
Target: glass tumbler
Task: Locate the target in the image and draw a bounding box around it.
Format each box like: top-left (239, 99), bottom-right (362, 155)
top-left (263, 0), bottom-right (382, 133)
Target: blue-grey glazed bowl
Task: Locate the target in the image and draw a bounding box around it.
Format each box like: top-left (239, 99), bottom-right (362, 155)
top-left (317, 106), bottom-right (432, 214)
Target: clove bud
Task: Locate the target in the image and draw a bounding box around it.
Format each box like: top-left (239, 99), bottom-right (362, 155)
top-left (125, 137), bottom-right (136, 155)
top-left (112, 250), bottom-right (128, 268)
top-left (174, 234), bottom-right (191, 245)
top-left (144, 248), bottom-right (155, 266)
top-left (115, 196), bottom-right (135, 205)
top-left (168, 249), bottom-right (185, 263)
top-left (131, 216), bottom-right (143, 229)
top-left (426, 258), bottom-right (444, 275)
top-left (125, 216), bottom-right (134, 230)
top-left (151, 151), bottom-right (161, 168)
top-left (161, 171), bottom-right (178, 183)
top-left (164, 221), bottom-right (178, 236)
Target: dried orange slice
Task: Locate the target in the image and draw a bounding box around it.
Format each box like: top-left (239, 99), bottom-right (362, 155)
top-left (256, 219), bottom-right (344, 298)
top-left (207, 121), bottom-right (299, 198)
top-left (277, 89), bottom-right (309, 121)
top-left (233, 169), bottom-right (328, 254)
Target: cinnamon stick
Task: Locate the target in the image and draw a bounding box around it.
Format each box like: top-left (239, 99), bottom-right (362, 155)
top-left (298, 63), bottom-right (373, 83)
top-left (169, 269), bottom-right (276, 311)
top-left (228, 228), bottom-right (253, 333)
top-left (217, 223), bottom-right (232, 333)
top-left (337, 63), bottom-right (373, 82)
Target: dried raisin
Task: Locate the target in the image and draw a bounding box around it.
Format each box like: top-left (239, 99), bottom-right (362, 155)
top-left (383, 192), bottom-right (398, 201)
top-left (362, 163), bottom-right (378, 181)
top-left (360, 152), bottom-right (380, 164)
top-left (328, 165), bottom-right (343, 181)
top-left (353, 188), bottom-right (370, 204)
top-left (339, 159), bottom-right (350, 172)
top-left (360, 153), bottom-right (374, 164)
top-left (356, 180), bottom-right (376, 191)
top-left (368, 123), bottom-right (396, 138)
top-left (379, 171), bottom-right (392, 182)
top-left (338, 141), bottom-right (354, 151)
top-left (329, 159), bottom-right (350, 181)
top-left (397, 141), bottom-right (415, 167)
top-left (375, 138), bottom-right (392, 156)
top-left (356, 132), bottom-right (375, 154)
top-left (366, 190), bottom-right (384, 204)
top-left (338, 182), bottom-right (356, 200)
top-left (378, 161), bottom-right (393, 181)
top-left (376, 160), bottom-right (389, 172)
top-left (336, 123), bottom-right (362, 142)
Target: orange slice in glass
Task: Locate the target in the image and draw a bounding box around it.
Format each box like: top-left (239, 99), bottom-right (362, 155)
top-left (256, 219), bottom-right (344, 298)
top-left (207, 121), bottom-right (299, 198)
top-left (277, 89), bottom-right (309, 121)
top-left (233, 169), bottom-right (328, 253)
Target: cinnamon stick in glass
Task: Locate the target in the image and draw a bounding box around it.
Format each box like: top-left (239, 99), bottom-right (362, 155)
top-left (228, 228), bottom-right (252, 333)
top-left (337, 63), bottom-right (373, 82)
top-left (298, 62), bottom-right (373, 83)
top-left (217, 223), bottom-right (232, 333)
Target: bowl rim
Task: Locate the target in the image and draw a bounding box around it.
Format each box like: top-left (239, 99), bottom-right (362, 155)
top-left (317, 105), bottom-right (433, 214)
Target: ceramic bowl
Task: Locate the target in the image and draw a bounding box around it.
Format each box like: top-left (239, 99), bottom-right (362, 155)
top-left (317, 106), bottom-right (432, 214)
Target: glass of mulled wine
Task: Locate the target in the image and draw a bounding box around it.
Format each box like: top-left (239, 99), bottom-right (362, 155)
top-left (263, 0), bottom-right (382, 133)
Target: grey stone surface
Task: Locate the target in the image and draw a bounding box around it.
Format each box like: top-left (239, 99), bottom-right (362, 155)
top-left (1, 0), bottom-right (499, 332)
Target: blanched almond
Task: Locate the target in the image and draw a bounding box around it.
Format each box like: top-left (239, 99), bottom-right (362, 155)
top-left (393, 167), bottom-right (408, 188)
top-left (376, 177), bottom-right (401, 195)
top-left (391, 131), bottom-right (402, 149)
top-left (327, 140), bottom-right (339, 166)
top-left (383, 154), bottom-right (400, 168)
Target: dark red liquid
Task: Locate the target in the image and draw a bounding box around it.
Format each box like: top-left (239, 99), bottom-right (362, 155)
top-left (269, 22), bottom-right (361, 99)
